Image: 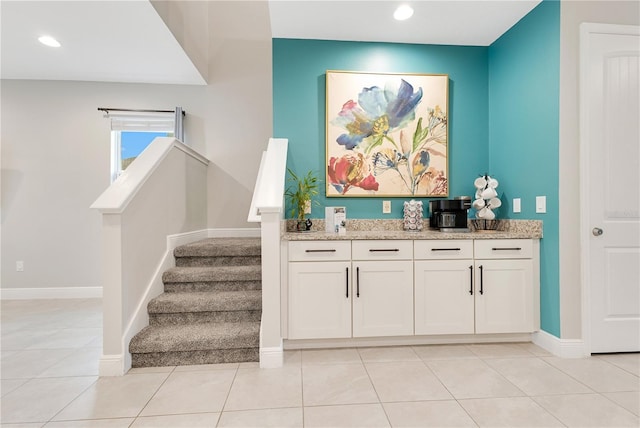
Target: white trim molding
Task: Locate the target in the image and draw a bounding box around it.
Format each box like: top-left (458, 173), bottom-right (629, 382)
top-left (0, 286), bottom-right (102, 300)
top-left (112, 228), bottom-right (210, 376)
top-left (208, 228), bottom-right (261, 238)
top-left (98, 354), bottom-right (126, 377)
top-left (533, 330), bottom-right (588, 358)
top-left (260, 345), bottom-right (284, 368)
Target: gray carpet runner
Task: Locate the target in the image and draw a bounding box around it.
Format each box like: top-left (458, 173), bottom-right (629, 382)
top-left (129, 237), bottom-right (261, 367)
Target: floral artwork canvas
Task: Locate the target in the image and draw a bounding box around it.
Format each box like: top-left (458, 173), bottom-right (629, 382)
top-left (326, 70), bottom-right (448, 197)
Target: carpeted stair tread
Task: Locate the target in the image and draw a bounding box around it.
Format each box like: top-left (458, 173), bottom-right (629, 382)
top-left (130, 322), bottom-right (260, 353)
top-left (148, 290), bottom-right (261, 314)
top-left (174, 238), bottom-right (261, 258)
top-left (130, 237), bottom-right (262, 367)
top-left (162, 265), bottom-right (261, 283)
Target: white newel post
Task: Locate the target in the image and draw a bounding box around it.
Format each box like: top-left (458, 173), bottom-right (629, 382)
top-left (259, 210), bottom-right (284, 367)
top-left (99, 213), bottom-right (126, 376)
top-left (248, 138), bottom-right (287, 368)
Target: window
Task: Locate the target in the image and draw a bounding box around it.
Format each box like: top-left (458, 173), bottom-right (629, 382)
top-left (101, 108), bottom-right (184, 182)
top-left (111, 131), bottom-right (171, 181)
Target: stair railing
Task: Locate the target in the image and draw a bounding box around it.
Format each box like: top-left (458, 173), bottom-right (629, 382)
top-left (248, 138), bottom-right (288, 367)
top-left (91, 137), bottom-right (209, 375)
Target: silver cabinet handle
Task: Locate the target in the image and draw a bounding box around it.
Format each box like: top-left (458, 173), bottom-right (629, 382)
top-left (305, 249), bottom-right (337, 253)
top-left (369, 249), bottom-right (399, 252)
top-left (592, 227), bottom-right (604, 236)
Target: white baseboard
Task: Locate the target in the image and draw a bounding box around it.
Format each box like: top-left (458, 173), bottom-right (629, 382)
top-left (121, 229), bottom-right (211, 376)
top-left (533, 330), bottom-right (588, 358)
top-left (168, 229), bottom-right (209, 248)
top-left (99, 354), bottom-right (126, 376)
top-left (260, 346), bottom-right (284, 368)
top-left (208, 228), bottom-right (261, 238)
top-left (0, 286), bottom-right (102, 300)
top-left (284, 333), bottom-right (533, 350)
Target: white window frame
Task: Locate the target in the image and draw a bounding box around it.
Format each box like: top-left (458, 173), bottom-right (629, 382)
top-left (104, 109), bottom-right (181, 182)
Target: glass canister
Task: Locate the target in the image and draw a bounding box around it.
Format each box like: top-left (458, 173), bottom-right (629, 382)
top-left (403, 200), bottom-right (423, 231)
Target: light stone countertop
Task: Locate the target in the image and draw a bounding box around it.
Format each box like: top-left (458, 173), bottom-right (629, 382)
top-left (282, 219), bottom-right (542, 241)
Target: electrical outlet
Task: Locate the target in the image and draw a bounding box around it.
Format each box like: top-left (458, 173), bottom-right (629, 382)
top-left (304, 200), bottom-right (311, 214)
top-left (513, 198), bottom-right (521, 213)
top-left (16, 261), bottom-right (24, 272)
top-left (383, 200), bottom-right (391, 213)
top-left (536, 196), bottom-right (546, 213)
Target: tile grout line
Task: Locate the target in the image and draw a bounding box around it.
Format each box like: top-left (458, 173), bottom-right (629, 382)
top-left (300, 351), bottom-right (305, 427)
top-left (131, 365), bottom-right (177, 422)
top-left (356, 347), bottom-right (391, 427)
top-left (215, 364), bottom-right (240, 427)
top-left (415, 347), bottom-right (482, 428)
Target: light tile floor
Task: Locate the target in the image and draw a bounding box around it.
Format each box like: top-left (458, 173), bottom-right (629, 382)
top-left (1, 299), bottom-right (639, 427)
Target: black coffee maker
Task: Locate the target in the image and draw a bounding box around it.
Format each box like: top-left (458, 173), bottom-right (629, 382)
top-left (429, 197), bottom-right (471, 231)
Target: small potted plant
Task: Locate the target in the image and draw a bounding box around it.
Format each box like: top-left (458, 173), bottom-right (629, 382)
top-left (285, 168), bottom-right (319, 231)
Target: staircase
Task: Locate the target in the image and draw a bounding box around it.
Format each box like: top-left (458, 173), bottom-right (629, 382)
top-left (129, 237), bottom-right (262, 367)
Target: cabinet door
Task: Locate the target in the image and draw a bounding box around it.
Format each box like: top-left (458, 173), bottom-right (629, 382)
top-left (414, 260), bottom-right (475, 335)
top-left (288, 261), bottom-right (351, 339)
top-left (352, 261), bottom-right (414, 337)
top-left (475, 259), bottom-right (534, 334)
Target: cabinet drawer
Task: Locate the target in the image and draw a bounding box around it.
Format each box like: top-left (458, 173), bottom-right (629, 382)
top-left (289, 241), bottom-right (351, 261)
top-left (352, 240), bottom-right (413, 260)
top-left (414, 240), bottom-right (473, 260)
top-left (474, 239), bottom-right (532, 259)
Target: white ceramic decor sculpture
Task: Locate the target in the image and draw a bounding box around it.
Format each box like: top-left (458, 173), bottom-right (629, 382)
top-left (473, 174), bottom-right (502, 220)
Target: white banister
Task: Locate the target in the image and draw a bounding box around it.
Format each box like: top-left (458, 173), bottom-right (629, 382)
top-left (91, 137), bottom-right (209, 375)
top-left (248, 138), bottom-right (288, 368)
top-left (92, 137), bottom-right (208, 213)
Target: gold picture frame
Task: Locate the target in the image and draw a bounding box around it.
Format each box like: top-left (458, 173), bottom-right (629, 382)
top-left (326, 70), bottom-right (449, 197)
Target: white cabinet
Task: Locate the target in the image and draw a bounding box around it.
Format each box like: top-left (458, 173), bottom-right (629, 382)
top-left (415, 259), bottom-right (475, 334)
top-left (414, 240), bottom-right (474, 335)
top-left (352, 241), bottom-right (413, 337)
top-left (288, 241), bottom-right (351, 339)
top-left (474, 240), bottom-right (534, 334)
top-left (286, 238), bottom-right (538, 341)
top-left (415, 239), bottom-right (536, 335)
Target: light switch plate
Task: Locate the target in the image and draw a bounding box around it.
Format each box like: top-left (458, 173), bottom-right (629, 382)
top-left (536, 196), bottom-right (546, 213)
top-left (383, 200), bottom-right (391, 213)
top-left (513, 198), bottom-right (521, 213)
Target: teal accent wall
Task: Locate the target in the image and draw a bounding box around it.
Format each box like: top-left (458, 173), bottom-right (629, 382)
top-left (273, 0), bottom-right (561, 337)
top-left (488, 0), bottom-right (560, 336)
top-left (273, 39), bottom-right (489, 218)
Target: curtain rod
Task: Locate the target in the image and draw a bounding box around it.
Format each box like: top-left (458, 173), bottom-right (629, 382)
top-left (97, 107), bottom-right (185, 116)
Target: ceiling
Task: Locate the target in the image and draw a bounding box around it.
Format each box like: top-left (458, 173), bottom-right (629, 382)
top-left (269, 1), bottom-right (541, 46)
top-left (0, 0), bottom-right (541, 85)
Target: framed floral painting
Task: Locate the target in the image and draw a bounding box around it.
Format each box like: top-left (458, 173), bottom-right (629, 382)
top-left (326, 70), bottom-right (448, 197)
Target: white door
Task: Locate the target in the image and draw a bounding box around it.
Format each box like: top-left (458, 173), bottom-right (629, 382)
top-left (581, 24), bottom-right (640, 353)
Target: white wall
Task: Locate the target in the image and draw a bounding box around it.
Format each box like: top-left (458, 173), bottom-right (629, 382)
top-left (0, 1), bottom-right (273, 292)
top-left (97, 140), bottom-right (208, 374)
top-left (205, 1), bottom-right (273, 227)
top-left (559, 0), bottom-right (640, 339)
top-left (150, 0), bottom-right (209, 82)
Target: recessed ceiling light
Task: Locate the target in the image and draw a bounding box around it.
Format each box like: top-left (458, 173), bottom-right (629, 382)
top-left (394, 4), bottom-right (414, 21)
top-left (38, 35), bottom-right (61, 48)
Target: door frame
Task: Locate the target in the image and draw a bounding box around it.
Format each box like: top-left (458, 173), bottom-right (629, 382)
top-left (579, 22), bottom-right (640, 354)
